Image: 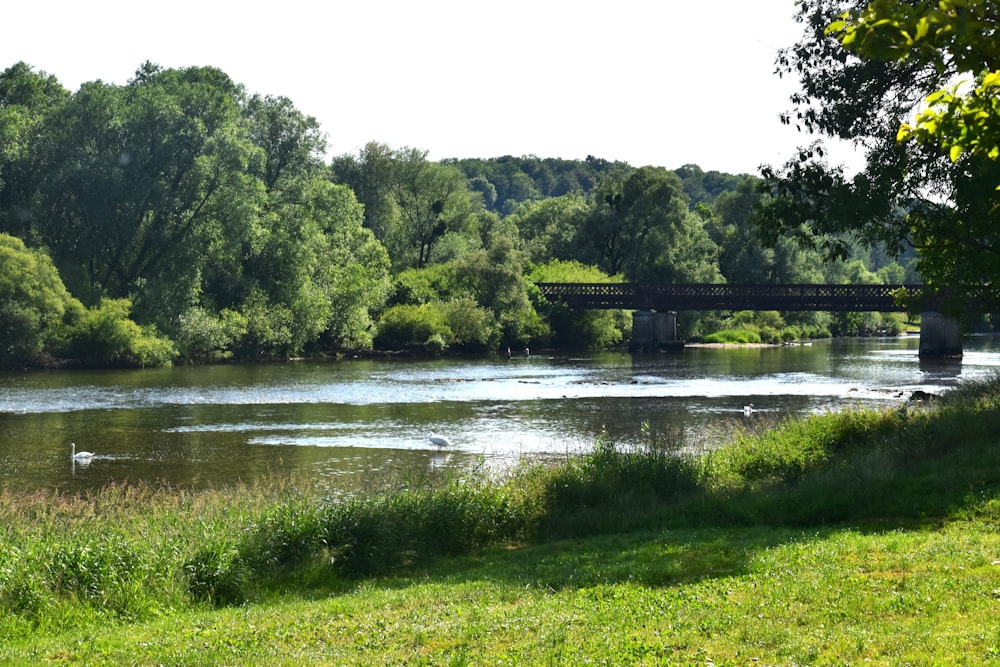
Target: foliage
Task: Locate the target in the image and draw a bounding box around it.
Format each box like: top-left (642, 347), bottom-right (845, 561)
top-left (390, 263), bottom-right (463, 306)
top-left (374, 298), bottom-right (500, 353)
top-left (0, 62), bottom-right (392, 361)
top-left (538, 435), bottom-right (700, 537)
top-left (373, 303), bottom-right (452, 351)
top-left (0, 233), bottom-right (84, 364)
top-left (173, 307), bottom-right (240, 362)
top-left (2, 54), bottom-right (942, 362)
top-left (506, 192), bottom-right (591, 264)
top-left (529, 260), bottom-right (628, 350)
top-left (34, 64), bottom-right (261, 317)
top-left (705, 177), bottom-right (826, 284)
top-left (701, 328), bottom-right (764, 345)
top-left (700, 311), bottom-right (835, 344)
top-left (674, 163), bottom-right (745, 207)
top-left (579, 166), bottom-right (722, 284)
top-left (760, 0), bottom-right (1000, 292)
top-left (332, 145), bottom-right (480, 271)
top-left (828, 0), bottom-right (1000, 164)
top-left (438, 297), bottom-right (499, 351)
top-left (61, 298), bottom-right (177, 368)
top-left (445, 154), bottom-right (628, 216)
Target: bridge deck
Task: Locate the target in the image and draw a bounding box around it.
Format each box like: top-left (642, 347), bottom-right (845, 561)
top-left (534, 283), bottom-right (931, 312)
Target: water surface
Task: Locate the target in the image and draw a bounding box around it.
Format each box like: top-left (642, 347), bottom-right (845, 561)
top-left (1, 335), bottom-right (997, 493)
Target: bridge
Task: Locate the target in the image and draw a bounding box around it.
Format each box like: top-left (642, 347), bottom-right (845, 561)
top-left (535, 283), bottom-right (997, 358)
top-left (535, 283), bottom-right (935, 312)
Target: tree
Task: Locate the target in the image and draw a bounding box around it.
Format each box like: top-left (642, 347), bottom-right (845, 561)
top-left (1, 62), bottom-right (392, 360)
top-left (31, 64), bottom-right (263, 320)
top-left (453, 221), bottom-right (534, 343)
top-left (708, 177), bottom-right (828, 284)
top-left (508, 192), bottom-right (590, 265)
top-left (389, 151), bottom-right (476, 270)
top-left (758, 0), bottom-right (1000, 293)
top-left (330, 141), bottom-right (400, 244)
top-left (0, 234), bottom-right (174, 367)
top-left (0, 63), bottom-right (70, 240)
top-left (0, 233), bottom-right (83, 364)
top-left (827, 0), bottom-right (1000, 164)
top-left (580, 166), bottom-right (721, 284)
top-left (529, 260), bottom-right (627, 350)
top-left (243, 94), bottom-right (327, 191)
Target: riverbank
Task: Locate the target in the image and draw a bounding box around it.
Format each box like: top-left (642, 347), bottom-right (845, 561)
top-left (3, 376), bottom-right (1000, 664)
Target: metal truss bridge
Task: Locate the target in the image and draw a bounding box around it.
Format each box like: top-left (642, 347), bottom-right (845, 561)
top-left (534, 283), bottom-right (994, 313)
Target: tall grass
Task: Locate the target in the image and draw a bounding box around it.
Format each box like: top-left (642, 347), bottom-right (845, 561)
top-left (3, 375), bottom-right (1000, 637)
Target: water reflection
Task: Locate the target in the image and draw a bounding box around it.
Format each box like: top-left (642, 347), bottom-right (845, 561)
top-left (1, 335), bottom-right (998, 493)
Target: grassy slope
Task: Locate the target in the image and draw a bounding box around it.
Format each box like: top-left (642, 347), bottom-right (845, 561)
top-left (4, 379), bottom-right (1000, 665)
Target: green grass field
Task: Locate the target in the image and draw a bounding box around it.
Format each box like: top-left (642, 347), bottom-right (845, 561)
top-left (3, 376), bottom-right (1000, 665)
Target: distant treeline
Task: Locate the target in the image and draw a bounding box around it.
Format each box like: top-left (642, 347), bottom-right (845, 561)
top-left (0, 61), bottom-right (917, 368)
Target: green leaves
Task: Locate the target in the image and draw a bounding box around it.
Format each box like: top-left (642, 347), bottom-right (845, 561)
top-left (830, 0), bottom-right (1000, 165)
top-left (0, 234), bottom-right (84, 364)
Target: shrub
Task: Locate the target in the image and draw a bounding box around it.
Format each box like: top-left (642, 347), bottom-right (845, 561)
top-left (0, 234), bottom-right (85, 365)
top-left (374, 303), bottom-right (451, 350)
top-left (702, 328), bottom-right (762, 344)
top-left (439, 297), bottom-right (498, 351)
top-left (61, 298), bottom-right (176, 368)
top-left (184, 545), bottom-right (249, 607)
top-left (174, 307), bottom-right (236, 362)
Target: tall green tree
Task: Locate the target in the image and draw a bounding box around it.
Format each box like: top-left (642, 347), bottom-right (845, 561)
top-left (32, 63), bottom-right (263, 320)
top-left (389, 150), bottom-right (476, 270)
top-left (580, 166), bottom-right (721, 284)
top-left (709, 177), bottom-right (825, 284)
top-left (243, 94), bottom-right (327, 191)
top-left (507, 192), bottom-right (590, 265)
top-left (758, 0), bottom-right (1000, 293)
top-left (330, 140), bottom-right (400, 244)
top-left (0, 63), bottom-right (70, 240)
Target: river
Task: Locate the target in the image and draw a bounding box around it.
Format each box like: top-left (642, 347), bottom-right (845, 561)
top-left (2, 335), bottom-right (999, 493)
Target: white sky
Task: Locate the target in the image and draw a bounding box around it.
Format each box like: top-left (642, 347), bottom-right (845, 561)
top-left (3, 0), bottom-right (863, 175)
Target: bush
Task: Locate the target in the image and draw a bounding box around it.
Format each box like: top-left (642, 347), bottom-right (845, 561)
top-left (61, 298), bottom-right (176, 368)
top-left (374, 303), bottom-right (452, 350)
top-left (184, 545), bottom-right (249, 607)
top-left (174, 307), bottom-right (237, 362)
top-left (702, 328), bottom-right (762, 344)
top-left (439, 297), bottom-right (498, 351)
top-left (0, 234), bottom-right (85, 365)
top-left (538, 435), bottom-right (700, 537)
top-left (758, 326), bottom-right (781, 345)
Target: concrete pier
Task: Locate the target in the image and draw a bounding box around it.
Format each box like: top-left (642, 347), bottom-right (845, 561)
top-left (630, 310), bottom-right (682, 352)
top-left (918, 311), bottom-right (963, 359)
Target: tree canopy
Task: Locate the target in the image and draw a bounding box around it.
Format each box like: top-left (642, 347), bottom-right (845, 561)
top-left (758, 0), bottom-right (1000, 294)
top-left (828, 0), bottom-right (1000, 164)
top-left (0, 55), bottom-right (919, 365)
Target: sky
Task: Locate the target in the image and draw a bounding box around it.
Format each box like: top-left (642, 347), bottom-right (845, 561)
top-left (2, 1), bottom-right (863, 175)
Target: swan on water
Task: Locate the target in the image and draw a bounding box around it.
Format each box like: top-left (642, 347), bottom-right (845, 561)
top-left (71, 442), bottom-right (94, 460)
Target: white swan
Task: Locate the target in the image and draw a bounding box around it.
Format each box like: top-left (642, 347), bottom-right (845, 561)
top-left (428, 433), bottom-right (452, 448)
top-left (71, 442), bottom-right (94, 460)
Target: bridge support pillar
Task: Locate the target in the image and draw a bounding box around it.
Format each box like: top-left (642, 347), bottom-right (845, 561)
top-left (630, 310), bottom-right (681, 352)
top-left (919, 311), bottom-right (963, 359)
